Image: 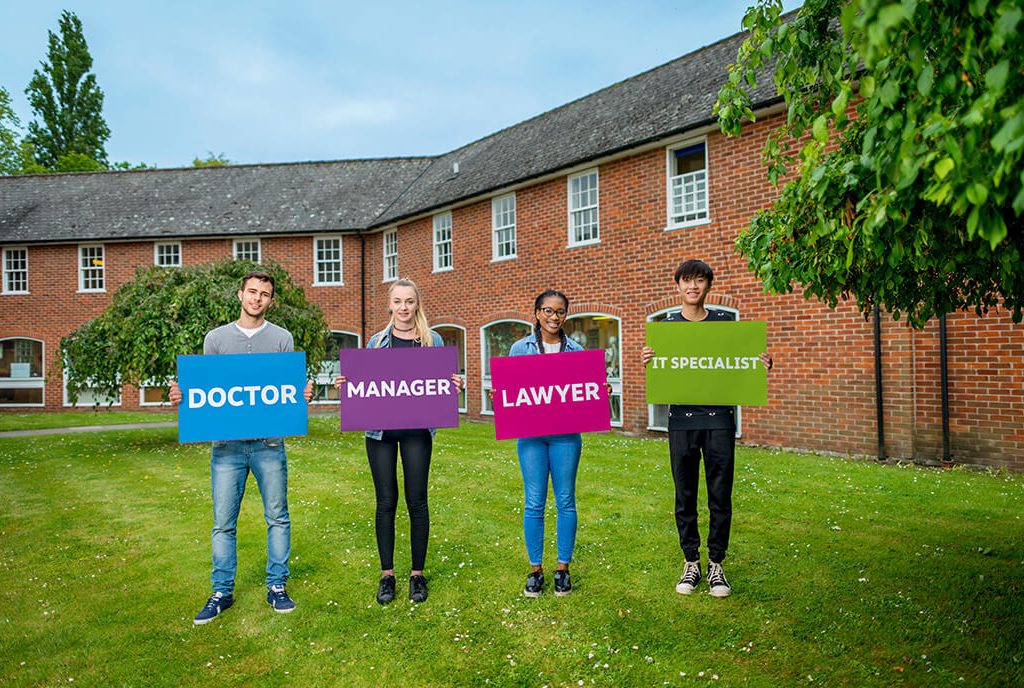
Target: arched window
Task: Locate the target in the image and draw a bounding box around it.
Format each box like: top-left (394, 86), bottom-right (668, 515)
top-left (433, 324), bottom-right (467, 412)
top-left (313, 331), bottom-right (361, 404)
top-left (646, 305), bottom-right (742, 437)
top-left (565, 313), bottom-right (622, 427)
top-left (0, 337), bottom-right (44, 406)
top-left (480, 319), bottom-right (531, 414)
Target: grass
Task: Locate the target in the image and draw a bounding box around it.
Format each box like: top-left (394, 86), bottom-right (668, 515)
top-left (0, 417), bottom-right (1022, 687)
top-left (0, 410), bottom-right (175, 432)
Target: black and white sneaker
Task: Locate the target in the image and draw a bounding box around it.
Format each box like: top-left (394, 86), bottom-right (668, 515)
top-left (409, 575), bottom-right (428, 603)
top-left (376, 575), bottom-right (396, 605)
top-left (553, 569), bottom-right (572, 597)
top-left (675, 560), bottom-right (702, 595)
top-left (194, 591), bottom-right (233, 625)
top-left (707, 562), bottom-right (732, 598)
top-left (524, 571), bottom-right (544, 598)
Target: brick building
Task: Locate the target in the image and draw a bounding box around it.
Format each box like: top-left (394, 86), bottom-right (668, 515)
top-left (2, 27), bottom-right (1022, 470)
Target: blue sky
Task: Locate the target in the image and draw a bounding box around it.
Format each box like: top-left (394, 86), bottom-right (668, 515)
top-left (1, 1), bottom-right (801, 168)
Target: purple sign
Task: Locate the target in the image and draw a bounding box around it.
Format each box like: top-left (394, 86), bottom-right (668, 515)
top-left (490, 349), bottom-right (610, 440)
top-left (339, 346), bottom-right (459, 431)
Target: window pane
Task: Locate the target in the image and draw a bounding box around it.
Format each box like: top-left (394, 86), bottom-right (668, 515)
top-left (314, 331), bottom-right (359, 402)
top-left (79, 246), bottom-right (104, 290)
top-left (3, 249), bottom-right (28, 292)
top-left (1, 339), bottom-right (43, 378)
top-left (316, 238), bottom-right (343, 283)
top-left (565, 314), bottom-right (621, 424)
top-left (481, 320), bottom-right (530, 412)
top-left (434, 326), bottom-right (466, 410)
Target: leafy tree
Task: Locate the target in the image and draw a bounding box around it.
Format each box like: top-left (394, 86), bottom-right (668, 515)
top-left (192, 152), bottom-right (231, 167)
top-left (59, 259), bottom-right (329, 405)
top-left (715, 0), bottom-right (1024, 326)
top-left (24, 10), bottom-right (110, 170)
top-left (0, 86), bottom-right (22, 175)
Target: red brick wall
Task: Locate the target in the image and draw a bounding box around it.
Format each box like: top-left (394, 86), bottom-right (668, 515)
top-left (2, 111), bottom-right (1022, 470)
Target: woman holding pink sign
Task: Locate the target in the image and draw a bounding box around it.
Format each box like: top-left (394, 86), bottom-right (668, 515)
top-left (507, 290), bottom-right (584, 598)
top-left (335, 278), bottom-right (462, 606)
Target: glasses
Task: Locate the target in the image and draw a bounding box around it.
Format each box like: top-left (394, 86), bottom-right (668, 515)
top-left (538, 307), bottom-right (568, 317)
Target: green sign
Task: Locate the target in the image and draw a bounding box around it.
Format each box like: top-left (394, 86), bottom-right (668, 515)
top-left (645, 321), bottom-right (767, 406)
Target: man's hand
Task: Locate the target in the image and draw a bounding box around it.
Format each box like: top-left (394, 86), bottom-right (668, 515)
top-left (168, 381), bottom-right (182, 406)
top-left (641, 345), bottom-right (656, 366)
top-left (303, 381), bottom-right (314, 402)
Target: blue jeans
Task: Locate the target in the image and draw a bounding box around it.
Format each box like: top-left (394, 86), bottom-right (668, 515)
top-left (210, 438), bottom-right (290, 593)
top-left (517, 433), bottom-right (582, 566)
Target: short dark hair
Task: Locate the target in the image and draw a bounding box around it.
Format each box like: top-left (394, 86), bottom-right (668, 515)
top-left (240, 271), bottom-right (275, 297)
top-left (674, 259), bottom-right (714, 286)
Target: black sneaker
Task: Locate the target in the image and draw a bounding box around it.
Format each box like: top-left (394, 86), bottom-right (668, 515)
top-left (524, 570), bottom-right (544, 598)
top-left (675, 560), bottom-right (702, 595)
top-left (193, 591), bottom-right (233, 625)
top-left (409, 575), bottom-right (428, 603)
top-left (707, 562), bottom-right (732, 598)
top-left (553, 569), bottom-right (572, 597)
top-left (266, 584), bottom-right (296, 613)
top-left (376, 575), bottom-right (396, 605)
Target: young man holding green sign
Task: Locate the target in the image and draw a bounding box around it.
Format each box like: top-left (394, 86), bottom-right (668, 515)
top-left (642, 260), bottom-right (773, 598)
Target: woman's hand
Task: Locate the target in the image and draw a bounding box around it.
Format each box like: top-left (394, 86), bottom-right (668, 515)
top-left (334, 375), bottom-right (347, 391)
top-left (760, 352), bottom-right (774, 372)
top-left (451, 373), bottom-right (465, 392)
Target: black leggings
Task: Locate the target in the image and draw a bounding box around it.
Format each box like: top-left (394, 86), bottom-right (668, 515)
top-left (365, 429), bottom-right (432, 571)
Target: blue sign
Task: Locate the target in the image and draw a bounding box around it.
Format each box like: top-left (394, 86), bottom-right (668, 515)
top-left (177, 352), bottom-right (308, 443)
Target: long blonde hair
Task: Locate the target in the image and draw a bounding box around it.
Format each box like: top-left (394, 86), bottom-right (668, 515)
top-left (385, 278), bottom-right (434, 347)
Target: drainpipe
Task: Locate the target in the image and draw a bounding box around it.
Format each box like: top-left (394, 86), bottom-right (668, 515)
top-left (939, 313), bottom-right (952, 465)
top-left (359, 232), bottom-right (366, 345)
top-left (873, 304), bottom-right (885, 461)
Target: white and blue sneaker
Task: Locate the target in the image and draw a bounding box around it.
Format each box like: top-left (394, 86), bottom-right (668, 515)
top-left (266, 585), bottom-right (296, 613)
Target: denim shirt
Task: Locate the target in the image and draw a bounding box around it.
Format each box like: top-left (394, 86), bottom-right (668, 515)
top-left (508, 332), bottom-right (585, 357)
top-left (363, 325), bottom-right (446, 441)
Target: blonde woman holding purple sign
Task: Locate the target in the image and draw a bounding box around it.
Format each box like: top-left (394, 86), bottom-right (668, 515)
top-left (507, 290), bottom-right (585, 598)
top-left (335, 278), bottom-right (462, 605)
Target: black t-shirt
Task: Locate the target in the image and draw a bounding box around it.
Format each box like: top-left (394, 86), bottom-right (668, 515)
top-left (664, 308), bottom-right (737, 431)
top-left (388, 335), bottom-right (419, 348)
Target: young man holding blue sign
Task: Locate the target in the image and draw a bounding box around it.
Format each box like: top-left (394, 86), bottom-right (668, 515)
top-left (642, 260), bottom-right (773, 598)
top-left (169, 271), bottom-right (313, 625)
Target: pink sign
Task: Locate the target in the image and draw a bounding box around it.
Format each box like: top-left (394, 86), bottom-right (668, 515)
top-left (490, 349), bottom-right (610, 440)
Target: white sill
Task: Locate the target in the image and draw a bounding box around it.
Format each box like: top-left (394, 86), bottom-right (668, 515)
top-left (490, 255), bottom-right (517, 263)
top-left (312, 281), bottom-right (344, 287)
top-left (1, 291), bottom-right (29, 295)
top-left (77, 289), bottom-right (107, 294)
top-left (664, 218), bottom-right (711, 232)
top-left (567, 239), bottom-right (600, 249)
top-left (432, 266), bottom-right (454, 274)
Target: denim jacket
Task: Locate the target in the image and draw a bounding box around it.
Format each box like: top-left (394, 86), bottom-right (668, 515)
top-left (508, 332), bottom-right (584, 357)
top-left (363, 325), bottom-right (446, 441)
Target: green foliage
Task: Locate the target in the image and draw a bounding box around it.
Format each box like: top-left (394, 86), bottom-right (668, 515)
top-left (716, 0), bottom-right (1024, 327)
top-left (192, 152), bottom-right (231, 167)
top-left (24, 10), bottom-right (111, 169)
top-left (0, 86), bottom-right (22, 175)
top-left (58, 258), bottom-right (329, 405)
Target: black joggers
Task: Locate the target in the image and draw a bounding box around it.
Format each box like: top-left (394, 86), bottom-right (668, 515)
top-left (669, 428), bottom-right (735, 564)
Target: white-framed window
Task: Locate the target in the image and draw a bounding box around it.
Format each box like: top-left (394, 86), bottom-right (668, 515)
top-left (313, 331), bottom-right (360, 404)
top-left (313, 236), bottom-right (343, 286)
top-left (140, 379), bottom-right (171, 406)
top-left (646, 305), bottom-right (741, 437)
top-left (568, 169), bottom-right (600, 246)
top-left (233, 238), bottom-right (261, 263)
top-left (2, 247), bottom-right (28, 294)
top-left (154, 242), bottom-right (182, 268)
top-left (666, 141), bottom-right (709, 228)
top-left (565, 313), bottom-right (622, 426)
top-left (0, 337), bottom-right (44, 406)
top-left (382, 229), bottom-right (398, 282)
top-left (63, 370), bottom-right (121, 407)
top-left (433, 324), bottom-right (467, 412)
top-left (78, 244), bottom-right (105, 292)
top-left (491, 193), bottom-right (517, 261)
top-left (433, 212), bottom-right (453, 272)
top-left (480, 319), bottom-right (531, 414)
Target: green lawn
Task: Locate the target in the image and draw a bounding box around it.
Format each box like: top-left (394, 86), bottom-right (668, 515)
top-left (1, 419), bottom-right (1021, 687)
top-left (0, 410), bottom-right (175, 432)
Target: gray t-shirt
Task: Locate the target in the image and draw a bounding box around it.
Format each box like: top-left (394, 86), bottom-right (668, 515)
top-left (203, 321), bottom-right (294, 355)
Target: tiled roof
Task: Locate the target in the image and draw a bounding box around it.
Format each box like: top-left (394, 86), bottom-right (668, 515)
top-left (369, 27), bottom-right (778, 227)
top-left (0, 158), bottom-right (433, 244)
